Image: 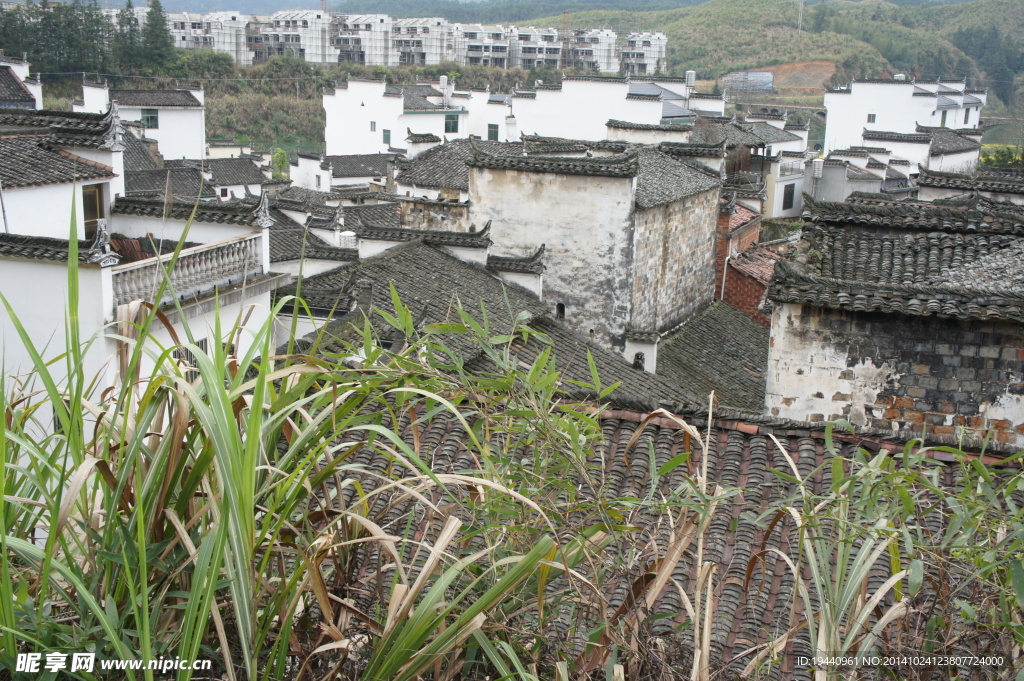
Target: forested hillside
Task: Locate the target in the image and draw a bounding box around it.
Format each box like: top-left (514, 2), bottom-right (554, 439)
top-left (525, 0), bottom-right (1019, 104)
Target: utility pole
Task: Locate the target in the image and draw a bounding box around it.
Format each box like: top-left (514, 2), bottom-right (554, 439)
top-left (798, 0), bottom-right (804, 32)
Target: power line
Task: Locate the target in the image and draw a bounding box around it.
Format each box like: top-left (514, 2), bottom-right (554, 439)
top-left (36, 71), bottom-right (332, 82)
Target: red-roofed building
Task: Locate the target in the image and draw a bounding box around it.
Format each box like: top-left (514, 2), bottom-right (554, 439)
top-left (715, 192), bottom-right (762, 309)
top-left (722, 245), bottom-right (782, 325)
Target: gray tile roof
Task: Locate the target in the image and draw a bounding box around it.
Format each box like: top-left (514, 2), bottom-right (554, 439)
top-left (323, 153), bottom-right (396, 178)
top-left (0, 136), bottom-right (115, 189)
top-left (406, 129), bottom-right (440, 143)
top-left (0, 107), bottom-right (120, 149)
top-left (206, 158), bottom-right (269, 186)
top-left (917, 168), bottom-right (1024, 197)
top-left (690, 120), bottom-right (800, 148)
top-left (112, 195), bottom-right (271, 226)
top-left (634, 148), bottom-right (722, 209)
top-left (805, 195), bottom-right (1024, 236)
top-left (121, 130), bottom-right (160, 172)
top-left (353, 222), bottom-right (492, 249)
top-left (0, 66), bottom-right (34, 103)
top-left (280, 241), bottom-right (687, 410)
top-left (768, 222), bottom-right (1024, 322)
top-left (657, 301), bottom-right (769, 411)
top-left (657, 140), bottom-right (727, 158)
top-left (343, 203), bottom-right (402, 229)
top-left (304, 399), bottom-right (1011, 681)
top-left (124, 167), bottom-right (217, 199)
top-left (268, 223), bottom-right (358, 264)
top-left (0, 233), bottom-right (115, 264)
top-left (110, 89), bottom-right (202, 108)
top-left (396, 138), bottom-right (523, 191)
top-left (383, 83), bottom-right (444, 110)
top-left (606, 118), bottom-right (693, 132)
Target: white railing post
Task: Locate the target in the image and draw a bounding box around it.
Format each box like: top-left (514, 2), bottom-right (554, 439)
top-left (111, 232), bottom-right (264, 310)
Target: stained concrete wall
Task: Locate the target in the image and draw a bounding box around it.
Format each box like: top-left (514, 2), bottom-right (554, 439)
top-left (630, 188), bottom-right (718, 334)
top-left (766, 302), bottom-right (1024, 445)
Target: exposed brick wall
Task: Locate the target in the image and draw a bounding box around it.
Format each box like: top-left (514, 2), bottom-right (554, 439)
top-left (722, 267), bottom-right (769, 326)
top-left (714, 212), bottom-right (761, 300)
top-left (766, 303), bottom-right (1024, 446)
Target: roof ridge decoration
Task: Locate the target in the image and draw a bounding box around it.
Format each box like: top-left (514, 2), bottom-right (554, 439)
top-left (486, 244), bottom-right (546, 274)
top-left (467, 137), bottom-right (640, 178)
top-left (606, 119), bottom-right (693, 132)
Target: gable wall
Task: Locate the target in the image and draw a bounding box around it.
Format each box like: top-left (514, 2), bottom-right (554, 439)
top-left (469, 166), bottom-right (635, 348)
top-left (630, 188), bottom-right (718, 334)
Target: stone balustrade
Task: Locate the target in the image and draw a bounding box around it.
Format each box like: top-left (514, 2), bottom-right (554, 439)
top-left (111, 232), bottom-right (263, 309)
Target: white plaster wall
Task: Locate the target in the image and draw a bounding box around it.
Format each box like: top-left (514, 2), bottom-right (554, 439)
top-left (605, 127), bottom-right (691, 144)
top-left (441, 245), bottom-right (487, 266)
top-left (928, 149), bottom-right (980, 174)
top-left (509, 82), bottom-right (662, 140)
top-left (495, 271), bottom-right (542, 298)
top-left (109, 214), bottom-right (257, 244)
top-left (74, 82), bottom-right (110, 114)
top-left (145, 292), bottom-right (273, 371)
top-left (270, 259), bottom-right (349, 282)
top-left (469, 167), bottom-right (635, 346)
top-left (1, 181), bottom-right (112, 240)
top-left (825, 84), bottom-right (935, 153)
top-left (292, 156), bottom-right (332, 190)
top-left (0, 260), bottom-right (116, 398)
top-left (623, 339), bottom-right (658, 373)
top-left (771, 174), bottom-right (805, 219)
top-left (119, 106), bottom-right (206, 160)
top-left (325, 81), bottom-right (404, 155)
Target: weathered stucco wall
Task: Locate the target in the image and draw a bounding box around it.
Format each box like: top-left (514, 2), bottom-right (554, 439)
top-left (630, 188), bottom-right (718, 333)
top-left (766, 302), bottom-right (1024, 445)
top-left (469, 166), bottom-right (635, 348)
top-left (399, 200), bottom-right (470, 231)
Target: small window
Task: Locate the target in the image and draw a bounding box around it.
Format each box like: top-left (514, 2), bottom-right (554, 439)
top-left (940, 110), bottom-right (947, 127)
top-left (315, 175), bottom-right (321, 188)
top-left (383, 129), bottom-right (391, 145)
top-left (370, 121), bottom-right (376, 132)
top-left (782, 183), bottom-right (796, 211)
top-left (487, 123), bottom-right (499, 141)
top-left (82, 184), bottom-right (104, 240)
top-left (444, 114), bottom-right (459, 134)
top-left (866, 113), bottom-right (876, 123)
top-left (220, 187), bottom-right (228, 198)
top-left (556, 303), bottom-right (565, 320)
top-left (141, 108), bottom-right (159, 129)
top-left (964, 108), bottom-right (970, 124)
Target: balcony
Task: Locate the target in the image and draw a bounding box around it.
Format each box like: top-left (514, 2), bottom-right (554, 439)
top-left (111, 232), bottom-right (263, 309)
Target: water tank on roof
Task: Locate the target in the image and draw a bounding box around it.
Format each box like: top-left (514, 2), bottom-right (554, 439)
top-left (812, 158), bottom-right (824, 178)
top-left (894, 74), bottom-right (906, 81)
top-left (685, 70), bottom-right (696, 87)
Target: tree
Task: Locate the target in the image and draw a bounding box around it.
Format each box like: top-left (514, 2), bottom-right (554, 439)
top-left (271, 148), bottom-right (288, 179)
top-left (141, 0), bottom-right (174, 71)
top-left (113, 0), bottom-right (141, 72)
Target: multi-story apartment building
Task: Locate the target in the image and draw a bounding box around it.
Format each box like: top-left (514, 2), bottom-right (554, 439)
top-left (101, 10), bottom-right (666, 74)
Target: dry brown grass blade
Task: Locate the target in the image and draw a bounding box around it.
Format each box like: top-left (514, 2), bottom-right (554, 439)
top-left (575, 506), bottom-right (700, 673)
top-left (383, 515), bottom-right (463, 640)
top-left (151, 388), bottom-right (191, 542)
top-left (53, 455), bottom-right (103, 539)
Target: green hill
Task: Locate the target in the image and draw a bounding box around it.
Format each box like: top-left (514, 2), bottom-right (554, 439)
top-left (529, 0), bottom-right (1017, 105)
